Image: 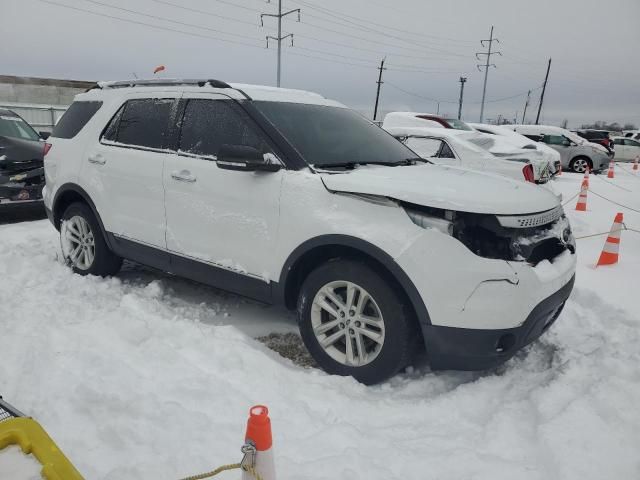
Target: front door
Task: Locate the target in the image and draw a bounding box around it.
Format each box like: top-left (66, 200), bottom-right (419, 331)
top-left (163, 94), bottom-right (284, 283)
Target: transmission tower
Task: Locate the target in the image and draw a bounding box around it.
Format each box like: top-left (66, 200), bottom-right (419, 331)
top-left (476, 26), bottom-right (501, 123)
top-left (261, 0), bottom-right (301, 87)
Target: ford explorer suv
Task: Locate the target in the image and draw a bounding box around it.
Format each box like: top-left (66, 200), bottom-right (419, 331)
top-left (43, 79), bottom-right (576, 384)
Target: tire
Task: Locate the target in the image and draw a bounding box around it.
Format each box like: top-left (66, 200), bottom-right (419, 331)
top-left (297, 259), bottom-right (417, 385)
top-left (60, 202), bottom-right (122, 276)
top-left (569, 156), bottom-right (592, 173)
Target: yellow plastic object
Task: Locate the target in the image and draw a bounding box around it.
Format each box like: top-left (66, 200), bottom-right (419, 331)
top-left (0, 417), bottom-right (83, 480)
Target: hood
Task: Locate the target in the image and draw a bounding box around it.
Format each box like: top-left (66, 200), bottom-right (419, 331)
top-left (320, 163), bottom-right (560, 215)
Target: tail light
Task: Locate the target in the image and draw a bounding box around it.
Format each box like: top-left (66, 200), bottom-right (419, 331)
top-left (522, 164), bottom-right (535, 183)
top-left (43, 142), bottom-right (52, 156)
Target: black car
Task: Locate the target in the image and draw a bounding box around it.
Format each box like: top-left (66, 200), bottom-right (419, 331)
top-left (574, 129), bottom-right (614, 154)
top-left (0, 109), bottom-right (47, 210)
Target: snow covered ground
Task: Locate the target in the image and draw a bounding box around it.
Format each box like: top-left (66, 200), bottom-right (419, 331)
top-left (1, 168), bottom-right (639, 479)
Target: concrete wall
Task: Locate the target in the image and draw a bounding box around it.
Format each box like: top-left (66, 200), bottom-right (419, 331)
top-left (0, 76), bottom-right (94, 131)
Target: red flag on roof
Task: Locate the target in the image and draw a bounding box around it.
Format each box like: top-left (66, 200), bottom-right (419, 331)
top-left (153, 65), bottom-right (165, 74)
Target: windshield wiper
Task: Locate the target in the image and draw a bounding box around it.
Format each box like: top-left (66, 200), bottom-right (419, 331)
top-left (314, 158), bottom-right (427, 169)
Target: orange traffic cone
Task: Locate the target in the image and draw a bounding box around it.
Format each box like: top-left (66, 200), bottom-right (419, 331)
top-left (575, 180), bottom-right (588, 211)
top-left (583, 167), bottom-right (590, 187)
top-left (607, 160), bottom-right (615, 178)
top-left (243, 406), bottom-right (275, 480)
top-left (596, 213), bottom-right (624, 267)
top-left (634, 156), bottom-right (639, 171)
top-left (557, 164), bottom-right (562, 176)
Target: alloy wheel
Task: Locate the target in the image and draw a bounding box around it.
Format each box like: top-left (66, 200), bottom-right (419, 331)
top-left (310, 280), bottom-right (386, 367)
top-left (573, 158), bottom-right (589, 173)
top-left (60, 215), bottom-right (95, 271)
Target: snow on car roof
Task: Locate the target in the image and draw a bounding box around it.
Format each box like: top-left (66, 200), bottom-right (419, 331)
top-left (86, 79), bottom-right (344, 107)
top-left (382, 112), bottom-right (444, 129)
top-left (384, 126), bottom-right (466, 138)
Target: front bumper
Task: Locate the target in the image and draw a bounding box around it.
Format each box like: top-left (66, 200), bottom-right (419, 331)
top-left (0, 167), bottom-right (44, 207)
top-left (424, 274), bottom-right (574, 370)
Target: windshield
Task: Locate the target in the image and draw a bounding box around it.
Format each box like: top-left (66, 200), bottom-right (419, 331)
top-left (0, 113), bottom-right (40, 141)
top-left (443, 118), bottom-right (473, 131)
top-left (254, 102), bottom-right (417, 167)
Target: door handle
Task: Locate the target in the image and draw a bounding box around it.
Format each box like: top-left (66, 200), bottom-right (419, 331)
top-left (171, 170), bottom-right (196, 183)
top-left (88, 154), bottom-right (106, 165)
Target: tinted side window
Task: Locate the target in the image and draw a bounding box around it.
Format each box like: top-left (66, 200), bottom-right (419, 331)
top-left (624, 139), bottom-right (640, 147)
top-left (543, 135), bottom-right (566, 145)
top-left (52, 101), bottom-right (102, 139)
top-left (116, 98), bottom-right (174, 149)
top-left (614, 138), bottom-right (624, 146)
top-left (102, 104), bottom-right (125, 142)
top-left (439, 142), bottom-right (455, 158)
top-left (179, 100), bottom-right (269, 157)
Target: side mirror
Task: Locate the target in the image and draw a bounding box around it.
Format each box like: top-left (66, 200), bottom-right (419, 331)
top-left (39, 131), bottom-right (51, 140)
top-left (216, 144), bottom-right (281, 172)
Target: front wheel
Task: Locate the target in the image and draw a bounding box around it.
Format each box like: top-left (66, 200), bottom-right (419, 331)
top-left (297, 260), bottom-right (417, 385)
top-left (60, 202), bottom-right (122, 276)
top-left (570, 157), bottom-right (591, 173)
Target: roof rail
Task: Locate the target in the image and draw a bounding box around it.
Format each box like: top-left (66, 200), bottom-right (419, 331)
top-left (97, 78), bottom-right (231, 89)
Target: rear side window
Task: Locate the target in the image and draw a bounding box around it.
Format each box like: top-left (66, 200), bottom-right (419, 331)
top-left (543, 135), bottom-right (566, 145)
top-left (113, 98), bottom-right (174, 149)
top-left (52, 101), bottom-right (102, 139)
top-left (178, 99), bottom-right (269, 157)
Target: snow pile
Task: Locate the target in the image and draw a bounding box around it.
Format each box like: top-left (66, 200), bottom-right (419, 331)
top-left (0, 170), bottom-right (640, 479)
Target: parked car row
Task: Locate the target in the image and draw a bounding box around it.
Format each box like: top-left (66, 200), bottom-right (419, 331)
top-left (42, 79), bottom-right (576, 384)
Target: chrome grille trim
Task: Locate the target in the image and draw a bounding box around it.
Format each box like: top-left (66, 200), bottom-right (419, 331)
top-left (496, 205), bottom-right (563, 229)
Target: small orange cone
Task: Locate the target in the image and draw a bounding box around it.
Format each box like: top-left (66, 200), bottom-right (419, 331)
top-left (557, 164), bottom-right (562, 176)
top-left (607, 160), bottom-right (615, 178)
top-left (633, 156), bottom-right (639, 171)
top-left (583, 167), bottom-right (590, 187)
top-left (596, 213), bottom-right (624, 267)
top-left (243, 406), bottom-right (275, 480)
top-left (575, 180), bottom-right (588, 211)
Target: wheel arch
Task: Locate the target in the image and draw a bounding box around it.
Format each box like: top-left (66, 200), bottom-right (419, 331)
top-left (276, 235), bottom-right (431, 330)
top-left (51, 183), bottom-right (112, 249)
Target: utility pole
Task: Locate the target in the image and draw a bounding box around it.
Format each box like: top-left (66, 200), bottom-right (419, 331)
top-left (457, 76), bottom-right (467, 120)
top-left (476, 26), bottom-right (501, 123)
top-left (261, 0), bottom-right (300, 87)
top-left (373, 58), bottom-right (386, 121)
top-left (436, 101), bottom-right (440, 115)
top-left (522, 90), bottom-right (531, 124)
top-left (535, 58), bottom-right (552, 125)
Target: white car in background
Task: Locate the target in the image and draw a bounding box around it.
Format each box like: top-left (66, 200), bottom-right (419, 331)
top-left (383, 112), bottom-right (552, 182)
top-left (384, 125), bottom-right (539, 184)
top-left (469, 123), bottom-right (562, 176)
top-left (612, 136), bottom-right (640, 161)
top-left (512, 124), bottom-right (611, 173)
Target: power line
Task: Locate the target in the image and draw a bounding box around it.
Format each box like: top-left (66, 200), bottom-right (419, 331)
top-left (148, 0), bottom-right (259, 27)
top-left (289, 0), bottom-right (477, 49)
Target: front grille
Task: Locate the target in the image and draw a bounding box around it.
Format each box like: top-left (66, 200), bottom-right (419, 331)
top-left (496, 206), bottom-right (564, 229)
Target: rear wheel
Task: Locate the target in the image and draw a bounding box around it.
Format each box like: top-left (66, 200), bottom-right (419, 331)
top-left (570, 156), bottom-right (591, 173)
top-left (297, 260), bottom-right (417, 385)
top-left (60, 202), bottom-right (122, 276)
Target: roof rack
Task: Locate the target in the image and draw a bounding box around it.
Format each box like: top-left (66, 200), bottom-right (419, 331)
top-left (96, 78), bottom-right (231, 89)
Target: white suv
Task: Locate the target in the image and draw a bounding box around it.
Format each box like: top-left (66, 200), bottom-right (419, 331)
top-left (43, 79), bottom-right (576, 384)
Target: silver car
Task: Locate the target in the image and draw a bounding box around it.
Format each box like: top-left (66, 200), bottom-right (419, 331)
top-left (512, 125), bottom-right (611, 173)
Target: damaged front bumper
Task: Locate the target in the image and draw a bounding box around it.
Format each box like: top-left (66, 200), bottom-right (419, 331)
top-left (0, 167), bottom-right (45, 208)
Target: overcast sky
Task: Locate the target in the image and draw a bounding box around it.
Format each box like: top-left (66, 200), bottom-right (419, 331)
top-left (3, 0), bottom-right (640, 127)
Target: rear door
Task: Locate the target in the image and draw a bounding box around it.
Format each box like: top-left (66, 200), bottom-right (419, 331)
top-left (613, 138), bottom-right (627, 160)
top-left (163, 94), bottom-right (284, 282)
top-left (623, 139), bottom-right (640, 161)
top-left (82, 93), bottom-right (179, 248)
top-left (542, 134), bottom-right (571, 167)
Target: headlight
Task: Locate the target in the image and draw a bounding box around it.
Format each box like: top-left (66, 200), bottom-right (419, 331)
top-left (405, 208), bottom-right (454, 235)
